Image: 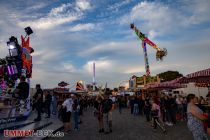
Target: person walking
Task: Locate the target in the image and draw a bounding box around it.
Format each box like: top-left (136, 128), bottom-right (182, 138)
top-left (94, 96), bottom-right (104, 133)
top-left (176, 95), bottom-right (184, 121)
top-left (78, 96), bottom-right (83, 124)
top-left (133, 97), bottom-right (139, 116)
top-left (130, 97), bottom-right (134, 114)
top-left (33, 84), bottom-right (43, 121)
top-left (118, 96), bottom-right (123, 114)
top-left (151, 97), bottom-right (166, 132)
top-left (51, 93), bottom-right (57, 115)
top-left (44, 90), bottom-right (52, 118)
top-left (160, 94), bottom-right (166, 123)
top-left (144, 96), bottom-right (151, 122)
top-left (151, 97), bottom-right (160, 129)
top-left (72, 96), bottom-right (80, 130)
top-left (165, 95), bottom-right (173, 126)
top-left (102, 94), bottom-right (113, 134)
top-left (139, 96), bottom-right (144, 115)
top-left (62, 95), bottom-right (74, 133)
top-left (187, 94), bottom-right (208, 140)
top-left (168, 94), bottom-right (177, 124)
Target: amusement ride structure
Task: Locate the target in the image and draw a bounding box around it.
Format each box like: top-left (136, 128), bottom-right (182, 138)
top-left (130, 23), bottom-right (167, 76)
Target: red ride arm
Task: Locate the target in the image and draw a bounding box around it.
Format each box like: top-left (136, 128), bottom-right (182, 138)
top-left (144, 37), bottom-right (160, 51)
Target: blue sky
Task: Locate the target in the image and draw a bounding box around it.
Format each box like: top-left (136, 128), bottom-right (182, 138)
top-left (0, 0), bottom-right (210, 88)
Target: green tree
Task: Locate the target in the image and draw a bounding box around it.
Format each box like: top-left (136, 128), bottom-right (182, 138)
top-left (158, 71), bottom-right (183, 82)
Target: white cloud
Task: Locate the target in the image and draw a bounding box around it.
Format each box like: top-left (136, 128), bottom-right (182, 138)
top-left (148, 30), bottom-right (159, 40)
top-left (75, 0), bottom-right (91, 11)
top-left (17, 1), bottom-right (89, 30)
top-left (49, 3), bottom-right (72, 16)
top-left (68, 23), bottom-right (95, 32)
top-left (181, 0), bottom-right (210, 25)
top-left (83, 59), bottom-right (112, 74)
top-left (33, 48), bottom-right (65, 65)
top-left (107, 0), bottom-right (131, 11)
top-left (0, 45), bottom-right (8, 58)
top-left (79, 41), bottom-right (147, 57)
top-left (17, 0), bottom-right (94, 30)
top-left (124, 67), bottom-right (145, 74)
top-left (62, 63), bottom-right (77, 73)
top-left (26, 3), bottom-right (47, 11)
top-left (119, 0), bottom-right (210, 38)
top-left (18, 13), bottom-right (81, 30)
top-left (131, 1), bottom-right (178, 33)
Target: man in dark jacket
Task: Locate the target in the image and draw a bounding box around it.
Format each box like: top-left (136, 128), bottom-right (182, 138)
top-left (102, 94), bottom-right (113, 134)
top-left (33, 84), bottom-right (43, 121)
top-left (15, 76), bottom-right (29, 115)
top-left (44, 90), bottom-right (52, 118)
top-left (15, 76), bottom-right (29, 100)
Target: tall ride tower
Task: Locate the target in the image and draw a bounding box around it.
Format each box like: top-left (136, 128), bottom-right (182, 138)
top-left (93, 62), bottom-right (96, 91)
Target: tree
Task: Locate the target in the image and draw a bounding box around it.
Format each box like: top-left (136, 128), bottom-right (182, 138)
top-left (158, 71), bottom-right (183, 82)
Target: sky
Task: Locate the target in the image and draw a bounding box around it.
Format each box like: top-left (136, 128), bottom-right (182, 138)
top-left (0, 0), bottom-right (210, 89)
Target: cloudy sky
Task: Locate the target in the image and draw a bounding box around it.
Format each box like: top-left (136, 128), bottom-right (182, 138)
top-left (0, 0), bottom-right (209, 89)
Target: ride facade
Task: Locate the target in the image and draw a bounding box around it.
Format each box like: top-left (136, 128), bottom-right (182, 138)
top-left (0, 27), bottom-right (34, 121)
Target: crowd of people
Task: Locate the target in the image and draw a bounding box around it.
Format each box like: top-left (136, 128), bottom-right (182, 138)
top-left (30, 84), bottom-right (210, 139)
top-left (31, 85), bottom-right (114, 134)
top-left (116, 92), bottom-right (210, 140)
top-left (58, 92), bottom-right (114, 134)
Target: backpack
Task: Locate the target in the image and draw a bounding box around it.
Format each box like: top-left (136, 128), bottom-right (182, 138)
top-left (102, 99), bottom-right (112, 113)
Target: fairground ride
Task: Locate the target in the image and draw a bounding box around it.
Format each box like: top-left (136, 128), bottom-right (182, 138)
top-left (130, 23), bottom-right (167, 76)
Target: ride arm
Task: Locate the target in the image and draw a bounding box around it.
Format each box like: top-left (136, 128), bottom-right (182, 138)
top-left (144, 37), bottom-right (161, 51)
top-left (130, 23), bottom-right (167, 61)
top-left (131, 23), bottom-right (161, 51)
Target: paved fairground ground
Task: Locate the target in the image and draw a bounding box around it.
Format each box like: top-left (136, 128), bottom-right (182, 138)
top-left (50, 107), bottom-right (199, 140)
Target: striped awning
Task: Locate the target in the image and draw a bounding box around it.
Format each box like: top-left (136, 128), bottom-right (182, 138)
top-left (145, 78), bottom-right (186, 90)
top-left (186, 68), bottom-right (210, 78)
top-left (180, 68), bottom-right (210, 87)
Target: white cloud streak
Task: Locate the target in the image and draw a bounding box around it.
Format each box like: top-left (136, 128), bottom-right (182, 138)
top-left (17, 0), bottom-right (93, 30)
top-left (68, 23), bottom-right (95, 32)
top-left (18, 14), bottom-right (81, 30)
top-left (107, 0), bottom-right (131, 11)
top-left (75, 0), bottom-right (92, 11)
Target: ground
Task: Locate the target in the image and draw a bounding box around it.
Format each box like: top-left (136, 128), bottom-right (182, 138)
top-left (51, 107), bottom-right (194, 140)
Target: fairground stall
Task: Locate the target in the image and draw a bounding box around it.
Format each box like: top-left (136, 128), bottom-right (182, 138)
top-left (182, 68), bottom-right (210, 89)
top-left (129, 75), bottom-right (161, 97)
top-left (144, 77), bottom-right (186, 96)
top-left (180, 68), bottom-right (210, 112)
